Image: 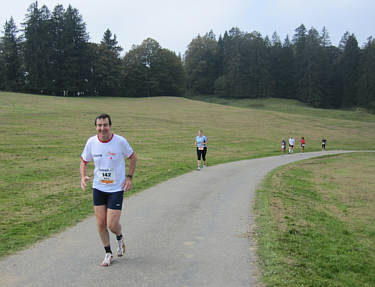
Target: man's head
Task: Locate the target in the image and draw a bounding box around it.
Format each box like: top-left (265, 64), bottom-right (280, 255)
top-left (95, 114), bottom-right (112, 140)
top-left (95, 114), bottom-right (112, 127)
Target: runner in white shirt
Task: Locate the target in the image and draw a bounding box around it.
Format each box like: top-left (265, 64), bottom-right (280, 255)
top-left (80, 114), bottom-right (137, 267)
top-left (288, 136), bottom-right (295, 153)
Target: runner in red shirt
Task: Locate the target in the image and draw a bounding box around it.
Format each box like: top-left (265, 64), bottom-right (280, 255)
top-left (300, 137), bottom-right (306, 153)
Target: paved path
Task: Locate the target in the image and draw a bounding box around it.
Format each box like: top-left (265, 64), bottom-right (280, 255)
top-left (0, 151), bottom-right (353, 287)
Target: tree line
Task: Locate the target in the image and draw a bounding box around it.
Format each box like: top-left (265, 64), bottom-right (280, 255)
top-left (1, 2), bottom-right (374, 111)
top-left (0, 2), bottom-right (184, 97)
top-left (185, 27), bottom-right (375, 110)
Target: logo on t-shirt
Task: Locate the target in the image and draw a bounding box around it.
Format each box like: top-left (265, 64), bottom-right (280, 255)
top-left (108, 152), bottom-right (116, 160)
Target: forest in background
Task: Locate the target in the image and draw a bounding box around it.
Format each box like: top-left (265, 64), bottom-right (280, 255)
top-left (1, 2), bottom-right (374, 111)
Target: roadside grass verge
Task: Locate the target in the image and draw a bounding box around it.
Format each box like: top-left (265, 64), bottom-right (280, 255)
top-left (1, 91), bottom-right (375, 258)
top-left (254, 152), bottom-right (375, 286)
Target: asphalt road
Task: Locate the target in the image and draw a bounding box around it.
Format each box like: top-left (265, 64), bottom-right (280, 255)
top-left (0, 151), bottom-right (352, 287)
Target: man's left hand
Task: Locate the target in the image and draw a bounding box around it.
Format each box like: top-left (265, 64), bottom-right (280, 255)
top-left (123, 179), bottom-right (132, 192)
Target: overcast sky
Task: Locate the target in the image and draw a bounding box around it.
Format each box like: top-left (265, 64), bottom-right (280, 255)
top-left (1, 0), bottom-right (374, 54)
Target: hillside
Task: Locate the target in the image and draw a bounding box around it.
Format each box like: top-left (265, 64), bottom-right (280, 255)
top-left (1, 91), bottom-right (375, 257)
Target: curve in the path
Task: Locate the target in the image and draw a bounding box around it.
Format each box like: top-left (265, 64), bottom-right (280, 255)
top-left (0, 150), bottom-right (355, 287)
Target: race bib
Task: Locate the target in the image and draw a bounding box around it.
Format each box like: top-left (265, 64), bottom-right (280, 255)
top-left (98, 168), bottom-right (116, 184)
top-left (198, 147), bottom-right (204, 150)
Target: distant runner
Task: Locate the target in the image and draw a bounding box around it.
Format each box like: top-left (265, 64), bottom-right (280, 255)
top-left (300, 137), bottom-right (306, 153)
top-left (194, 130), bottom-right (208, 171)
top-left (322, 137), bottom-right (327, 151)
top-left (80, 114), bottom-right (137, 267)
top-left (281, 139), bottom-right (286, 154)
top-left (288, 136), bottom-right (295, 153)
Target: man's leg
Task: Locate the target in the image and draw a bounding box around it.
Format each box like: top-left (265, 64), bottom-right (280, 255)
top-left (94, 205), bottom-right (110, 247)
top-left (107, 208), bottom-right (122, 236)
top-left (202, 148), bottom-right (207, 167)
top-left (95, 205), bottom-right (114, 266)
top-left (107, 208), bottom-right (126, 256)
top-left (197, 149), bottom-right (202, 169)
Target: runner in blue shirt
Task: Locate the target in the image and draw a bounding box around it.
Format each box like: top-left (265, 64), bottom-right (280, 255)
top-left (194, 130), bottom-right (208, 171)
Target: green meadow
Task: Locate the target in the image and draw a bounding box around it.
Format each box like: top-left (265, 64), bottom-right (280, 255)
top-left (254, 152), bottom-right (375, 286)
top-left (187, 94), bottom-right (375, 123)
top-left (1, 91), bottom-right (375, 258)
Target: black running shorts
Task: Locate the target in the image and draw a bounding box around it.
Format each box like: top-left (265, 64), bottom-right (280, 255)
top-left (197, 147), bottom-right (207, 161)
top-left (93, 188), bottom-right (124, 210)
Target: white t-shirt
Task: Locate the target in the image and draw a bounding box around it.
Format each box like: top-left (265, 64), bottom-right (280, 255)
top-left (289, 138), bottom-right (295, 146)
top-left (81, 134), bottom-right (134, 193)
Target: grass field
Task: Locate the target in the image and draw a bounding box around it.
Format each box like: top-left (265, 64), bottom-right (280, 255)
top-left (254, 152), bottom-right (375, 287)
top-left (187, 94), bottom-right (375, 123)
top-left (1, 91), bottom-right (375, 258)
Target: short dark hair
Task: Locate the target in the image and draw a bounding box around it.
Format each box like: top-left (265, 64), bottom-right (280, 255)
top-left (95, 114), bottom-right (112, 126)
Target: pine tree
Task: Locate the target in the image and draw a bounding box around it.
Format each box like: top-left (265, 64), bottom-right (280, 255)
top-left (184, 32), bottom-right (218, 94)
top-left (0, 40), bottom-right (5, 90)
top-left (59, 5), bottom-right (90, 96)
top-left (269, 32), bottom-right (284, 98)
top-left (221, 28), bottom-right (243, 97)
top-left (271, 31), bottom-right (282, 47)
top-left (357, 37), bottom-right (375, 111)
top-left (320, 26), bottom-right (331, 47)
top-left (23, 2), bottom-right (54, 94)
top-left (1, 17), bottom-right (23, 91)
top-left (101, 28), bottom-right (123, 56)
top-left (216, 35), bottom-right (224, 78)
top-left (340, 34), bottom-right (360, 107)
top-left (303, 27), bottom-right (324, 107)
top-left (214, 32), bottom-right (229, 96)
top-left (318, 28), bottom-right (341, 108)
top-left (50, 4), bottom-right (66, 95)
top-left (339, 31), bottom-right (350, 51)
top-left (87, 29), bottom-right (123, 96)
top-left (280, 35), bottom-right (296, 99)
top-left (293, 24), bottom-right (308, 102)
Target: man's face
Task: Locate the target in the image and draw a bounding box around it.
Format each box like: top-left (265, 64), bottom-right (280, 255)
top-left (96, 118), bottom-right (111, 139)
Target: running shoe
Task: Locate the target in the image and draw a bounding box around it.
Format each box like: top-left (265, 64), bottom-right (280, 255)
top-left (101, 252), bottom-right (113, 267)
top-left (197, 166), bottom-right (201, 171)
top-left (203, 164), bottom-right (206, 168)
top-left (117, 238), bottom-right (126, 257)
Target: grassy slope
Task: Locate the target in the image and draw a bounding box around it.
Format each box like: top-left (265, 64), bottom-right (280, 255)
top-left (187, 95), bottom-right (375, 123)
top-left (1, 92), bottom-right (375, 258)
top-left (254, 152), bottom-right (375, 287)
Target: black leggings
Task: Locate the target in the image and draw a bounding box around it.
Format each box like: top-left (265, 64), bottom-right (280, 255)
top-left (197, 147), bottom-right (207, 161)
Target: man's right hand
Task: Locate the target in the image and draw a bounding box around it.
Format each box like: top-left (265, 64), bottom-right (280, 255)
top-left (81, 176), bottom-right (90, 191)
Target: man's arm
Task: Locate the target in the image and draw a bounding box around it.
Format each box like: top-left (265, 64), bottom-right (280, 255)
top-left (123, 153), bottom-right (137, 192)
top-left (80, 160), bottom-right (90, 191)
